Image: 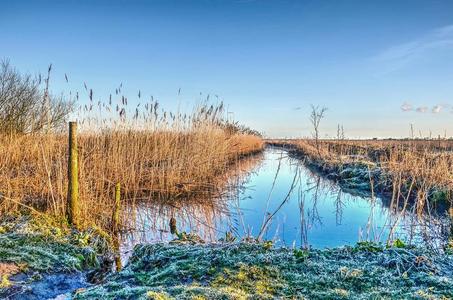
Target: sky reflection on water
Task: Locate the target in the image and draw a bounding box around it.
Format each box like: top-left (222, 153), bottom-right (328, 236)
top-left (121, 147), bottom-right (446, 259)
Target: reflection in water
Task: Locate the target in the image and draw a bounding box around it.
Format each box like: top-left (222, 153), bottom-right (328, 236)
top-left (120, 147), bottom-right (449, 258)
top-left (119, 152), bottom-right (264, 258)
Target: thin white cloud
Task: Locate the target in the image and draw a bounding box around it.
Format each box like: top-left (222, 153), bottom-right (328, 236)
top-left (374, 24), bottom-right (453, 73)
top-left (432, 104), bottom-right (443, 114)
top-left (400, 102), bottom-right (412, 112)
top-left (416, 106), bottom-right (428, 113)
top-left (404, 103), bottom-right (449, 114)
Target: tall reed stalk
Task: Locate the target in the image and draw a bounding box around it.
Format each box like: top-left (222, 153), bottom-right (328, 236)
top-left (0, 103), bottom-right (263, 233)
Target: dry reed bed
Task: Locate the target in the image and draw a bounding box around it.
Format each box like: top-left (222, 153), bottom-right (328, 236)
top-left (268, 139), bottom-right (453, 216)
top-left (0, 124), bottom-right (263, 232)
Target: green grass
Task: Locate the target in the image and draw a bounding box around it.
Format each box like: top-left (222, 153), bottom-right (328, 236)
top-left (0, 214), bottom-right (111, 290)
top-left (75, 242), bottom-right (453, 299)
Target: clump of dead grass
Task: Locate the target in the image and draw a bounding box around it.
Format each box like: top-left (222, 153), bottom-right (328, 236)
top-left (0, 103), bottom-right (263, 232)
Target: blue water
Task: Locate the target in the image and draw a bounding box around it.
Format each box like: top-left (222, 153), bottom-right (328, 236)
top-left (227, 148), bottom-right (392, 248)
top-left (122, 147), bottom-right (442, 257)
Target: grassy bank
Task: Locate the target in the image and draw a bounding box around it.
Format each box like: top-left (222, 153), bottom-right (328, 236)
top-left (74, 241), bottom-right (453, 299)
top-left (0, 214), bottom-right (111, 298)
top-left (268, 139), bottom-right (453, 208)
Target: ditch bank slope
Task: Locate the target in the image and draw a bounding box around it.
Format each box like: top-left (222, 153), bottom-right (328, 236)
top-left (75, 241), bottom-right (453, 299)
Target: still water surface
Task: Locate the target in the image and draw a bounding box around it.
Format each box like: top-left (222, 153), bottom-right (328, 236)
top-left (121, 147), bottom-right (444, 257)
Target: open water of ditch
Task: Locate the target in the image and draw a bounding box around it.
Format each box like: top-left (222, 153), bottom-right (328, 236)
top-left (121, 147), bottom-right (448, 258)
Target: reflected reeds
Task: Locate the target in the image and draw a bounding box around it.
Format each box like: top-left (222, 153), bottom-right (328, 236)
top-left (121, 146), bottom-right (450, 259)
top-left (119, 150), bottom-right (264, 257)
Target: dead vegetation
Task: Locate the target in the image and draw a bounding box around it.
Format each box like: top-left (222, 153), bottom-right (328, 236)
top-left (0, 60), bottom-right (73, 134)
top-left (0, 62), bottom-right (264, 234)
top-left (268, 138), bottom-right (453, 248)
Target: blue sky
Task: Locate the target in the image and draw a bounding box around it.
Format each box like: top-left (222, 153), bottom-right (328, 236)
top-left (1, 0), bottom-right (453, 138)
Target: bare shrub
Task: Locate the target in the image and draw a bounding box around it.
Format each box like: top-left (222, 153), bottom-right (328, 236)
top-left (0, 60), bottom-right (73, 134)
top-left (309, 104), bottom-right (327, 156)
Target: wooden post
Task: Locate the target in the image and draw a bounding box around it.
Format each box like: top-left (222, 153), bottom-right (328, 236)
top-left (113, 183), bottom-right (121, 233)
top-left (67, 121), bottom-right (79, 228)
top-left (170, 217), bottom-right (178, 236)
top-left (112, 183), bottom-right (122, 272)
top-left (449, 206), bottom-right (453, 241)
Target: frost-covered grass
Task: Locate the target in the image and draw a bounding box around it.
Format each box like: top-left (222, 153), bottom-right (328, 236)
top-left (0, 214), bottom-right (111, 295)
top-left (75, 241), bottom-right (453, 300)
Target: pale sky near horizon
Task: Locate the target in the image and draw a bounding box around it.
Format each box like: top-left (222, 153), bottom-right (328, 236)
top-left (1, 0), bottom-right (453, 138)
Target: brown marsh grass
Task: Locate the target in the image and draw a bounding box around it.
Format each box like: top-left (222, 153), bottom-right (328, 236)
top-left (0, 103), bottom-right (263, 232)
top-left (270, 139), bottom-right (453, 193)
top-left (269, 138), bottom-right (453, 246)
top-left (281, 139), bottom-right (453, 191)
